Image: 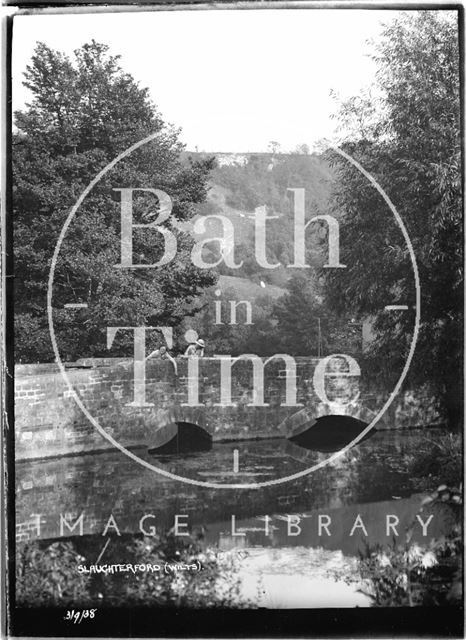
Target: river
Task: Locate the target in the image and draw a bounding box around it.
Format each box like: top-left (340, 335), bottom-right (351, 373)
top-left (16, 428), bottom-right (458, 608)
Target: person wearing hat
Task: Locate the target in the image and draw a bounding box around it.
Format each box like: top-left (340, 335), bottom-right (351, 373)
top-left (184, 338), bottom-right (205, 357)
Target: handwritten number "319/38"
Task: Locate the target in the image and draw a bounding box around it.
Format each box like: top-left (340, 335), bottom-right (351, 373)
top-left (64, 609), bottom-right (97, 624)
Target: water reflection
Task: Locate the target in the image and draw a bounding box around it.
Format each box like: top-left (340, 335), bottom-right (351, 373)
top-left (237, 547), bottom-right (371, 608)
top-left (17, 430), bottom-right (443, 534)
top-left (289, 415), bottom-right (374, 452)
top-left (16, 429), bottom-right (457, 608)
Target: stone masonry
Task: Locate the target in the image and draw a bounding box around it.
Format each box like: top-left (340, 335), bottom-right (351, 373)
top-left (15, 356), bottom-right (443, 461)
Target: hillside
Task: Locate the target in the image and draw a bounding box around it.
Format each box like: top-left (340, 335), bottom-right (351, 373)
top-left (176, 152), bottom-right (336, 355)
top-left (184, 151), bottom-right (334, 291)
top-left (217, 275), bottom-right (285, 300)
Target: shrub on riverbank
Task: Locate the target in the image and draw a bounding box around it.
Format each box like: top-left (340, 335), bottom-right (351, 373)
top-left (16, 531), bottom-right (250, 608)
top-left (355, 486), bottom-right (462, 607)
top-left (410, 433), bottom-right (462, 490)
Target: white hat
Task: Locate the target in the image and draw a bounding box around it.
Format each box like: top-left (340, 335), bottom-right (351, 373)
top-left (196, 339), bottom-right (205, 347)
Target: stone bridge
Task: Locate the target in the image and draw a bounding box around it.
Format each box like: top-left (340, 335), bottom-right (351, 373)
top-left (15, 356), bottom-right (443, 461)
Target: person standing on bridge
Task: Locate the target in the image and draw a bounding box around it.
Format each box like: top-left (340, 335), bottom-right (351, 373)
top-left (145, 345), bottom-right (178, 375)
top-left (184, 338), bottom-right (205, 357)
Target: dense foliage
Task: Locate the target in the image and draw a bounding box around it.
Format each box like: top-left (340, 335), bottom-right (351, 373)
top-left (16, 530), bottom-right (248, 607)
top-left (182, 272), bottom-right (360, 358)
top-left (324, 12), bottom-right (462, 427)
top-left (212, 152), bottom-right (333, 288)
top-left (14, 41), bottom-right (216, 362)
top-left (181, 152), bottom-right (357, 357)
top-left (356, 486), bottom-right (462, 607)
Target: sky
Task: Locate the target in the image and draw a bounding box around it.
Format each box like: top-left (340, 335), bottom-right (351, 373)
top-left (12, 8), bottom-right (404, 152)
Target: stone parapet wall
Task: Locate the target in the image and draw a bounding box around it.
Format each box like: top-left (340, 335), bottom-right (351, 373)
top-left (15, 357), bottom-right (443, 461)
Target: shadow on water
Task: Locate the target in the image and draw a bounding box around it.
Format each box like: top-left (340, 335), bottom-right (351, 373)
top-left (148, 421), bottom-right (212, 455)
top-left (289, 415), bottom-right (375, 452)
top-left (147, 415), bottom-right (375, 458)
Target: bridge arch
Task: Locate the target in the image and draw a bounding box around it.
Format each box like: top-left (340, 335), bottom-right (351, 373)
top-left (148, 420), bottom-right (212, 454)
top-left (14, 358), bottom-right (444, 461)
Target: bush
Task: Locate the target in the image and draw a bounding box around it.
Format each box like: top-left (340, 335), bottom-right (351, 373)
top-left (355, 486), bottom-right (462, 607)
top-left (16, 531), bottom-right (251, 608)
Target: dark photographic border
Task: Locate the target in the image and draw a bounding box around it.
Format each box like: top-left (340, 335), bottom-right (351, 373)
top-left (3, 2), bottom-right (464, 637)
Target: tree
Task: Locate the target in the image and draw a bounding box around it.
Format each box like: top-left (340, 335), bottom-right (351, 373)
top-left (271, 272), bottom-right (325, 355)
top-left (14, 41), bottom-right (217, 362)
top-left (294, 143), bottom-right (310, 155)
top-left (324, 12), bottom-right (462, 426)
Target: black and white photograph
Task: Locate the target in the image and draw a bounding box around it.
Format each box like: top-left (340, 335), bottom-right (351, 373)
top-left (4, 2), bottom-right (464, 637)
